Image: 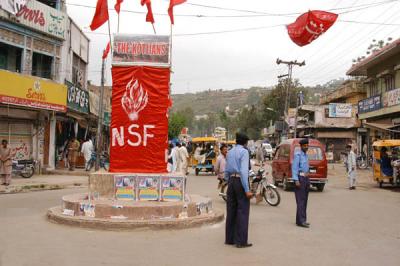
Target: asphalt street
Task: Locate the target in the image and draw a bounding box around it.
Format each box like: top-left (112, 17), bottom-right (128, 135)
top-left (0, 163), bottom-right (399, 266)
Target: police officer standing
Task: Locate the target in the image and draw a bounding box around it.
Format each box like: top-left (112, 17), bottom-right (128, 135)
top-left (292, 138), bottom-right (311, 228)
top-left (225, 133), bottom-right (253, 248)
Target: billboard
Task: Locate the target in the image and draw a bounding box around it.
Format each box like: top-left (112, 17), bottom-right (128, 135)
top-left (328, 103), bottom-right (352, 118)
top-left (112, 34), bottom-right (170, 67)
top-left (0, 70), bottom-right (67, 112)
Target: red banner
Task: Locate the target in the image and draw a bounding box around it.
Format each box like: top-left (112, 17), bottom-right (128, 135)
top-left (287, 10), bottom-right (338, 47)
top-left (110, 66), bottom-right (170, 173)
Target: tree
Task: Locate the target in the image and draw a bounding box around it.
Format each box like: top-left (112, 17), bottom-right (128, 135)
top-left (176, 107), bottom-right (194, 129)
top-left (168, 112), bottom-right (186, 139)
top-left (261, 79), bottom-right (307, 125)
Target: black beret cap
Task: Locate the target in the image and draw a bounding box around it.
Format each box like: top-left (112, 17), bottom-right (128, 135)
top-left (236, 132), bottom-right (249, 145)
top-left (299, 138), bottom-right (309, 145)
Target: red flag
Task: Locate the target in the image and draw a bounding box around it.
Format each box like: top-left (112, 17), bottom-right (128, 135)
top-left (287, 10), bottom-right (338, 47)
top-left (140, 0), bottom-right (155, 24)
top-left (115, 0), bottom-right (123, 14)
top-left (168, 0), bottom-right (186, 24)
top-left (90, 0), bottom-right (109, 31)
top-left (102, 42), bottom-right (110, 59)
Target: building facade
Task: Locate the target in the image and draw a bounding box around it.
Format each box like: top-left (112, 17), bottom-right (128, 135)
top-left (0, 0), bottom-right (90, 171)
top-left (347, 37), bottom-right (400, 154)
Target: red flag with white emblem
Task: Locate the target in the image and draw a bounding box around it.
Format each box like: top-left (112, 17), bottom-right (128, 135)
top-left (287, 10), bottom-right (338, 47)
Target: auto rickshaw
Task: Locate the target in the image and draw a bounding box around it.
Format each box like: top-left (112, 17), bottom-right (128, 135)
top-left (372, 139), bottom-right (400, 188)
top-left (190, 137), bottom-right (218, 176)
top-left (225, 140), bottom-right (236, 150)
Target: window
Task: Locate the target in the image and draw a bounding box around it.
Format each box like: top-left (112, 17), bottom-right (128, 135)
top-left (0, 42), bottom-right (22, 72)
top-left (278, 145), bottom-right (290, 160)
top-left (369, 80), bottom-right (379, 96)
top-left (384, 75), bottom-right (395, 92)
top-left (72, 53), bottom-right (87, 88)
top-left (37, 0), bottom-right (57, 9)
top-left (32, 52), bottom-right (52, 79)
top-left (295, 146), bottom-right (323, 161)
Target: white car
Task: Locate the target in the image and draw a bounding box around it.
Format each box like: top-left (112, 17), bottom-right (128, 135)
top-left (262, 143), bottom-right (274, 160)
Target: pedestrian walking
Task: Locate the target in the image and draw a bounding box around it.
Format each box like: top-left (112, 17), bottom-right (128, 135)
top-left (174, 143), bottom-right (182, 173)
top-left (179, 143), bottom-right (189, 175)
top-left (346, 144), bottom-right (357, 190)
top-left (225, 133), bottom-right (253, 248)
top-left (0, 139), bottom-right (12, 186)
top-left (215, 144), bottom-right (227, 188)
top-left (81, 137), bottom-right (94, 171)
top-left (292, 138), bottom-right (310, 228)
top-left (68, 137), bottom-right (80, 171)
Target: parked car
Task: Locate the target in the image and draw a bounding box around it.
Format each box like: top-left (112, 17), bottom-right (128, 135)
top-left (271, 138), bottom-right (328, 191)
top-left (262, 143), bottom-right (274, 160)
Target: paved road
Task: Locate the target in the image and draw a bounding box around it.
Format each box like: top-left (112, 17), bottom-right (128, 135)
top-left (0, 164), bottom-right (399, 266)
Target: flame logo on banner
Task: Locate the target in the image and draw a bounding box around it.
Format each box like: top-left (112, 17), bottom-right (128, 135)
top-left (121, 78), bottom-right (149, 121)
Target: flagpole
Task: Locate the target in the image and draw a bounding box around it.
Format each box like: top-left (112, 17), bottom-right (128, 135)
top-left (152, 23), bottom-right (156, 35)
top-left (107, 19), bottom-right (113, 54)
top-left (117, 14), bottom-right (120, 33)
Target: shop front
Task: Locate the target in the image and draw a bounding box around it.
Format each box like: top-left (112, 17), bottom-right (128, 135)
top-left (0, 69), bottom-right (67, 170)
top-left (55, 81), bottom-right (90, 169)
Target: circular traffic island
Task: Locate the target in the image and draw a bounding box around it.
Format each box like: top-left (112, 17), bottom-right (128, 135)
top-left (47, 193), bottom-right (224, 230)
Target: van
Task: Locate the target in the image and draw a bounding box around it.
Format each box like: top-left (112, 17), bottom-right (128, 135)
top-left (262, 143), bottom-right (274, 160)
top-left (272, 138), bottom-right (328, 191)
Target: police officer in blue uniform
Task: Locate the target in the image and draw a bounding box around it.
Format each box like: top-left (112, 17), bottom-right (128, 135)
top-left (224, 133), bottom-right (254, 248)
top-left (292, 138), bottom-right (311, 228)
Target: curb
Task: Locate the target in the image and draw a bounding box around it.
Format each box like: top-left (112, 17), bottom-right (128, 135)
top-left (47, 206), bottom-right (225, 231)
top-left (0, 183), bottom-right (86, 194)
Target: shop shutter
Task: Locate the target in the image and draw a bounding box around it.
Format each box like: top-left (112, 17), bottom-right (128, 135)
top-left (1, 122), bottom-right (33, 160)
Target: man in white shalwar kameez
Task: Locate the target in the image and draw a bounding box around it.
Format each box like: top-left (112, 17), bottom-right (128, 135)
top-left (346, 144), bottom-right (357, 190)
top-left (81, 138), bottom-right (94, 170)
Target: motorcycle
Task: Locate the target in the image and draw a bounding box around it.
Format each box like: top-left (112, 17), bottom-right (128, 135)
top-left (356, 154), bottom-right (371, 169)
top-left (12, 159), bottom-right (36, 178)
top-left (85, 151), bottom-right (110, 171)
top-left (219, 167), bottom-right (281, 206)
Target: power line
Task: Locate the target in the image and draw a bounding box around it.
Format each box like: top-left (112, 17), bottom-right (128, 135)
top-left (66, 0), bottom-right (400, 18)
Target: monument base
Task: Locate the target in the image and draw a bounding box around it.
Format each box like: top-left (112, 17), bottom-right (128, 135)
top-left (47, 171), bottom-right (224, 230)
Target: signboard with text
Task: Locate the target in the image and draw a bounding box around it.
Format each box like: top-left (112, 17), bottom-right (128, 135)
top-left (383, 88), bottom-right (400, 108)
top-left (0, 70), bottom-right (67, 112)
top-left (328, 103), bottom-right (352, 118)
top-left (358, 95), bottom-right (381, 114)
top-left (14, 0), bottom-right (66, 40)
top-left (66, 81), bottom-right (89, 114)
top-left (113, 34), bottom-right (170, 66)
top-left (110, 66), bottom-right (170, 173)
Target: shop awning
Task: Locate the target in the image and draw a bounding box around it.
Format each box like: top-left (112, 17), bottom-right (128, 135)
top-left (363, 122), bottom-right (394, 131)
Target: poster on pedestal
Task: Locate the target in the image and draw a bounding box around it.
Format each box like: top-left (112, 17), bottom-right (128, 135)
top-left (137, 176), bottom-right (159, 201)
top-left (161, 176), bottom-right (184, 201)
top-left (114, 175), bottom-right (136, 200)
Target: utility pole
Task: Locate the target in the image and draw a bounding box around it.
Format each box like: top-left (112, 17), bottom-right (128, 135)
top-left (95, 56), bottom-right (106, 170)
top-left (276, 58), bottom-right (305, 138)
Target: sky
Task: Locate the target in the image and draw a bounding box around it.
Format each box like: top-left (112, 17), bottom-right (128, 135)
top-left (65, 0), bottom-right (400, 94)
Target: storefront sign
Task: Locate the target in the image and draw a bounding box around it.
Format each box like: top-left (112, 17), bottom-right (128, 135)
top-left (15, 0), bottom-right (66, 40)
top-left (358, 95), bottom-right (381, 114)
top-left (383, 88), bottom-right (400, 107)
top-left (0, 70), bottom-right (67, 112)
top-left (328, 103), bottom-right (352, 118)
top-left (113, 34), bottom-right (170, 66)
top-left (110, 66), bottom-right (170, 173)
top-left (66, 81), bottom-right (89, 114)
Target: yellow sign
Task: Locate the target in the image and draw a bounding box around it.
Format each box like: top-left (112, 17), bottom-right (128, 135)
top-left (0, 70), bottom-right (67, 112)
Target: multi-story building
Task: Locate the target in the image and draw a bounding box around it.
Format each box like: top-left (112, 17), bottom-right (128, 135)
top-left (0, 0), bottom-right (90, 171)
top-left (346, 37), bottom-right (400, 151)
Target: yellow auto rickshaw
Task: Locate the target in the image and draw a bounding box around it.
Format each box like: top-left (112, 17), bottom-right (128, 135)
top-left (190, 137), bottom-right (219, 176)
top-left (372, 139), bottom-right (400, 188)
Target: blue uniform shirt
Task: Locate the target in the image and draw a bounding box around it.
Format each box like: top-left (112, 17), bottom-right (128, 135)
top-left (292, 150), bottom-right (309, 181)
top-left (224, 144), bottom-right (250, 193)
